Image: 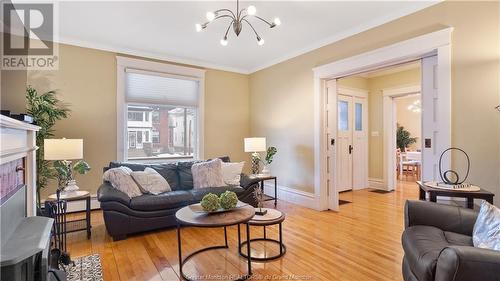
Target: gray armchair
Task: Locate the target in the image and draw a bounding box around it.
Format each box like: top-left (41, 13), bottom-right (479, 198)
top-left (402, 200), bottom-right (500, 281)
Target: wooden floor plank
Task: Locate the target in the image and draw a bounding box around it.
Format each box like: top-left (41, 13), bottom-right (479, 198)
top-left (66, 180), bottom-right (419, 281)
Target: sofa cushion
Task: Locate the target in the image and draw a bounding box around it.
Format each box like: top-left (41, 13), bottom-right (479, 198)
top-left (402, 225), bottom-right (473, 281)
top-left (129, 190), bottom-right (195, 211)
top-left (190, 186), bottom-right (245, 201)
top-left (177, 161), bottom-right (199, 190)
top-left (109, 162), bottom-right (180, 191)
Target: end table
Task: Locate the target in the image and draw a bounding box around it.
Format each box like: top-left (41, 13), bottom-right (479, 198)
top-left (47, 190), bottom-right (92, 239)
top-left (250, 175), bottom-right (278, 207)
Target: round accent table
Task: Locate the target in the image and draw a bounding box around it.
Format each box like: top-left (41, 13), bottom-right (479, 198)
top-left (238, 208), bottom-right (286, 261)
top-left (175, 203), bottom-right (255, 281)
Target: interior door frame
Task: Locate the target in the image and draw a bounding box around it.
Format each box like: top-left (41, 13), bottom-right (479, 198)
top-left (382, 84), bottom-right (421, 191)
top-left (313, 28), bottom-right (452, 211)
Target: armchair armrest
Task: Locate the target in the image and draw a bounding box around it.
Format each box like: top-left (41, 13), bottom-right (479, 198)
top-left (240, 173), bottom-right (261, 190)
top-left (405, 200), bottom-right (478, 236)
top-left (97, 182), bottom-right (131, 206)
top-left (436, 246), bottom-right (500, 281)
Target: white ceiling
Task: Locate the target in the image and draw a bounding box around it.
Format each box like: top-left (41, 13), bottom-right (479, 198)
top-left (56, 1), bottom-right (439, 74)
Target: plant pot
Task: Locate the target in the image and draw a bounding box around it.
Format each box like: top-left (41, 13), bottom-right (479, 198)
top-left (261, 164), bottom-right (271, 175)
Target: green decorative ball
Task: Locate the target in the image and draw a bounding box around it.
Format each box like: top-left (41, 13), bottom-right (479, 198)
top-left (219, 191), bottom-right (238, 209)
top-left (200, 193), bottom-right (221, 212)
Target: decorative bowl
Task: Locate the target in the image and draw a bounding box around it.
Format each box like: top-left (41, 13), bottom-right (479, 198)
top-left (189, 200), bottom-right (247, 214)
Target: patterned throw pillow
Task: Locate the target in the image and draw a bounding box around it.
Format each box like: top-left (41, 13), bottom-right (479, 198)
top-left (103, 166), bottom-right (142, 198)
top-left (131, 168), bottom-right (171, 195)
top-left (191, 158), bottom-right (226, 189)
top-left (221, 162), bottom-right (244, 186)
top-left (473, 200), bottom-right (500, 251)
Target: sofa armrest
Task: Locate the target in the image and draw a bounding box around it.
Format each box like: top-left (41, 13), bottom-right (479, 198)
top-left (404, 200), bottom-right (478, 236)
top-left (97, 183), bottom-right (131, 206)
top-left (436, 245), bottom-right (500, 281)
top-left (240, 174), bottom-right (261, 190)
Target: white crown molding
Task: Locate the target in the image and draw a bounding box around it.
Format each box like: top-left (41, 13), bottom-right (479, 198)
top-left (57, 36), bottom-right (251, 74)
top-left (248, 1), bottom-right (440, 73)
top-left (50, 1), bottom-right (439, 75)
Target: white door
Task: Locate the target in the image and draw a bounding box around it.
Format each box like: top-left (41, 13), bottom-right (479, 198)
top-left (337, 95), bottom-right (353, 192)
top-left (352, 97), bottom-right (368, 189)
top-left (421, 55), bottom-right (446, 181)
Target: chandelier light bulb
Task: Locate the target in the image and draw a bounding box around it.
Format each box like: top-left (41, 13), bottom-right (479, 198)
top-left (220, 38), bottom-right (228, 46)
top-left (247, 5), bottom-right (257, 15)
top-left (273, 18), bottom-right (281, 26)
top-left (206, 11), bottom-right (216, 21)
top-left (195, 23), bottom-right (202, 32)
top-left (257, 37), bottom-right (265, 46)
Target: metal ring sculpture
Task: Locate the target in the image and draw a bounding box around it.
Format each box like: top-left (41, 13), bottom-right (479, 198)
top-left (438, 147), bottom-right (470, 185)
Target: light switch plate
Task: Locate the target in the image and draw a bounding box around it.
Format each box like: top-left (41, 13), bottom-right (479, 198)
top-left (371, 131), bottom-right (379, 137)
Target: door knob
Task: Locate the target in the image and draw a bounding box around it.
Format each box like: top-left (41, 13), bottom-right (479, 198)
top-left (349, 145), bottom-right (353, 154)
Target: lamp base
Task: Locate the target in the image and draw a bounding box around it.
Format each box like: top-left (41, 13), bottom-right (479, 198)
top-left (63, 180), bottom-right (80, 193)
top-left (251, 152), bottom-right (260, 174)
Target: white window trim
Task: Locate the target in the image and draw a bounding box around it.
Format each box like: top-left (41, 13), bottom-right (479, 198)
top-left (116, 56), bottom-right (206, 162)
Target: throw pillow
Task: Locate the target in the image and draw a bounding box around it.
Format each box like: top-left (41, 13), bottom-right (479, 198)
top-left (473, 200), bottom-right (500, 251)
top-left (131, 167), bottom-right (171, 195)
top-left (103, 166), bottom-right (142, 198)
top-left (221, 161), bottom-right (245, 186)
top-left (191, 158), bottom-right (226, 189)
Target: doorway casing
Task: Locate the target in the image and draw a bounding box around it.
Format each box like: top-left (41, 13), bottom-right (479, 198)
top-left (312, 28), bottom-right (452, 211)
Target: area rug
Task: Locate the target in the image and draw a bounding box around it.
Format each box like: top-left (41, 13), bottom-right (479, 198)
top-left (65, 254), bottom-right (103, 281)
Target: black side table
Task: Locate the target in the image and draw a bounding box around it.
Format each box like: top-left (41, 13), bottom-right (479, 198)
top-left (238, 208), bottom-right (286, 261)
top-left (47, 191), bottom-right (91, 239)
top-left (250, 175), bottom-right (278, 207)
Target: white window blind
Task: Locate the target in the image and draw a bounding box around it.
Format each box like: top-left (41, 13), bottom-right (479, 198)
top-left (125, 68), bottom-right (199, 107)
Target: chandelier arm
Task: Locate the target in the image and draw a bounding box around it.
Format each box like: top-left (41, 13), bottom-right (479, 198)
top-left (214, 8), bottom-right (236, 18)
top-left (223, 20), bottom-right (234, 39)
top-left (254, 15), bottom-right (274, 27)
top-left (213, 14), bottom-right (235, 22)
top-left (242, 19), bottom-right (261, 38)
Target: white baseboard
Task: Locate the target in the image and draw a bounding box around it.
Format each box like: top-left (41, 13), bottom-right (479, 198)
top-left (41, 194), bottom-right (100, 213)
top-left (368, 178), bottom-right (385, 189)
top-left (263, 183), bottom-right (317, 209)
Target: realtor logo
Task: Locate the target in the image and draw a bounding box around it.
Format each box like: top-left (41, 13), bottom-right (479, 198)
top-left (2, 2), bottom-right (58, 70)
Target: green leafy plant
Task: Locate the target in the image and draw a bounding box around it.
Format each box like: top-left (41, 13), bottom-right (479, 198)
top-left (26, 86), bottom-right (70, 206)
top-left (396, 123), bottom-right (418, 151)
top-left (263, 146), bottom-right (277, 165)
top-left (53, 160), bottom-right (91, 191)
top-left (219, 191), bottom-right (238, 209)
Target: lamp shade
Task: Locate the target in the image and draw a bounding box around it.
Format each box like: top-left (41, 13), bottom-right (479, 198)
top-left (44, 138), bottom-right (83, 160)
top-left (244, 137), bottom-right (266, 152)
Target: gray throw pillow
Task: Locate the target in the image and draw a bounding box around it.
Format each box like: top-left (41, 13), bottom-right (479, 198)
top-left (103, 166), bottom-right (142, 198)
top-left (131, 167), bottom-right (171, 195)
top-left (191, 158), bottom-right (226, 189)
top-left (473, 200), bottom-right (500, 251)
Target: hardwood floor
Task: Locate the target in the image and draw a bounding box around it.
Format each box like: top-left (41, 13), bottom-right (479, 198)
top-left (66, 181), bottom-right (419, 281)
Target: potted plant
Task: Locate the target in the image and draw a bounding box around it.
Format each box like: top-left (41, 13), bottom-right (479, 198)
top-left (396, 123), bottom-right (418, 151)
top-left (261, 146), bottom-right (277, 175)
top-left (26, 86), bottom-right (69, 207)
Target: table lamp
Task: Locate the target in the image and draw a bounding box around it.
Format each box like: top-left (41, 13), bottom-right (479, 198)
top-left (244, 137), bottom-right (266, 174)
top-left (44, 138), bottom-right (84, 193)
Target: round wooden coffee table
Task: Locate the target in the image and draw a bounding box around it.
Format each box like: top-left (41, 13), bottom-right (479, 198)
top-left (175, 203), bottom-right (255, 281)
top-left (238, 208), bottom-right (286, 261)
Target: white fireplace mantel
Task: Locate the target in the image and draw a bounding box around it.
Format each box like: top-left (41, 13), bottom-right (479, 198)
top-left (0, 115), bottom-right (40, 216)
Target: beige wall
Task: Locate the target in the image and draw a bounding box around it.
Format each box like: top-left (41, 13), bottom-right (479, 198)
top-left (250, 1), bottom-right (500, 202)
top-left (395, 95), bottom-right (422, 151)
top-left (2, 43), bottom-right (250, 197)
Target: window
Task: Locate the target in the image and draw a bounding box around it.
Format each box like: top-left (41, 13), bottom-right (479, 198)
top-left (118, 57), bottom-right (204, 161)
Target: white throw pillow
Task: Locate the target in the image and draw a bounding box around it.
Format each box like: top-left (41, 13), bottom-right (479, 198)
top-left (191, 158), bottom-right (226, 189)
top-left (221, 161), bottom-right (244, 186)
top-left (473, 200), bottom-right (500, 251)
top-left (103, 166), bottom-right (142, 198)
top-left (131, 167), bottom-right (171, 195)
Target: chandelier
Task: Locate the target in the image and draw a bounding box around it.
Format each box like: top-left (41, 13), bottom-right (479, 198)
top-left (195, 0), bottom-right (281, 46)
